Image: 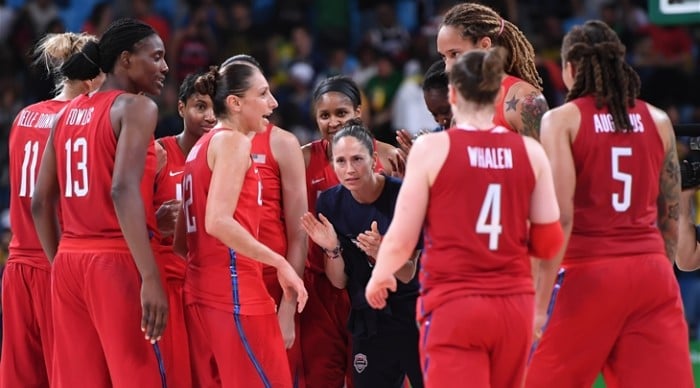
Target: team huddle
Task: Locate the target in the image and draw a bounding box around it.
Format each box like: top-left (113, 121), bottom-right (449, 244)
top-left (1, 2), bottom-right (696, 388)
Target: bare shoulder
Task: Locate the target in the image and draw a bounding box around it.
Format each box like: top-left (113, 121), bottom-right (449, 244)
top-left (644, 101), bottom-right (674, 149)
top-left (411, 131), bottom-right (448, 157)
top-left (212, 128), bottom-right (250, 151)
top-left (271, 125), bottom-right (302, 148)
top-left (113, 93), bottom-right (158, 115)
top-left (541, 102), bottom-right (580, 137)
top-left (645, 102), bottom-right (672, 128)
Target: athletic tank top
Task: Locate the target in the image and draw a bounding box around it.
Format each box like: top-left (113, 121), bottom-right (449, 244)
top-left (565, 96), bottom-right (665, 260)
top-left (420, 128), bottom-right (535, 317)
top-left (9, 99), bottom-right (67, 264)
top-left (183, 128), bottom-right (274, 315)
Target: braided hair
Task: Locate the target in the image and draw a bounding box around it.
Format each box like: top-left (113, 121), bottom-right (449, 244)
top-left (562, 20), bottom-right (641, 132)
top-left (60, 18), bottom-right (156, 81)
top-left (442, 2), bottom-right (542, 90)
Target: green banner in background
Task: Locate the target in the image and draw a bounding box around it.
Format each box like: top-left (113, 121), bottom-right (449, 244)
top-left (648, 0), bottom-right (700, 25)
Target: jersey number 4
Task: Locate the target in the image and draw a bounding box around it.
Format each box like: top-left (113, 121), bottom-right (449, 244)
top-left (611, 147), bottom-right (632, 212)
top-left (477, 184), bottom-right (503, 251)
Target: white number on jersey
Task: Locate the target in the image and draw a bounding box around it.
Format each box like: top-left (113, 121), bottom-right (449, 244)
top-left (476, 183), bottom-right (503, 250)
top-left (65, 137), bottom-right (88, 197)
top-left (19, 140), bottom-right (39, 197)
top-left (611, 147), bottom-right (632, 212)
top-left (183, 174), bottom-right (196, 233)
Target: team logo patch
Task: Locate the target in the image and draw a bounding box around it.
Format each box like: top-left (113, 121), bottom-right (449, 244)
top-left (353, 353), bottom-right (368, 374)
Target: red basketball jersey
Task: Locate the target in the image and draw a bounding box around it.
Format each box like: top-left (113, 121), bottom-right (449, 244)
top-left (8, 99), bottom-right (68, 259)
top-left (182, 128), bottom-right (274, 315)
top-left (251, 124), bottom-right (286, 257)
top-left (305, 138), bottom-right (385, 273)
top-left (493, 75), bottom-right (524, 131)
top-left (154, 135), bottom-right (187, 246)
top-left (420, 128), bottom-right (535, 317)
top-left (52, 91), bottom-right (158, 249)
top-left (565, 97), bottom-right (665, 260)
top-left (251, 124), bottom-right (287, 285)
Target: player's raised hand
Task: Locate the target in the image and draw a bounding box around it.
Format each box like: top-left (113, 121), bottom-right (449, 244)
top-left (301, 212), bottom-right (338, 251)
top-left (396, 129), bottom-right (414, 156)
top-left (355, 221), bottom-right (382, 261)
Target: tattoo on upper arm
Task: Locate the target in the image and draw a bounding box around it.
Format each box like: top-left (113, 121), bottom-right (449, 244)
top-left (658, 132), bottom-right (681, 261)
top-left (520, 93), bottom-right (549, 140)
top-left (506, 96), bottom-right (518, 112)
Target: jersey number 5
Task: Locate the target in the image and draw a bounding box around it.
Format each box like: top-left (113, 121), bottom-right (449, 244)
top-left (476, 184), bottom-right (503, 250)
top-left (182, 174), bottom-right (197, 233)
top-left (65, 137), bottom-right (88, 197)
top-left (611, 147), bottom-right (632, 212)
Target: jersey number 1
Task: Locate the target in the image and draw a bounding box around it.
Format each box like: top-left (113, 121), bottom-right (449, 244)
top-left (476, 184), bottom-right (503, 250)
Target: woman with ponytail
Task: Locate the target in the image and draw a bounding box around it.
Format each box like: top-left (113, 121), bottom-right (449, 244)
top-left (172, 58), bottom-right (307, 388)
top-left (1, 31), bottom-right (101, 388)
top-left (32, 18), bottom-right (170, 387)
top-left (366, 47), bottom-right (562, 388)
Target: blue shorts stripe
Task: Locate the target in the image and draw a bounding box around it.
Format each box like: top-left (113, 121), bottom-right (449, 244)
top-left (528, 268), bottom-right (566, 364)
top-left (152, 342), bottom-right (168, 388)
top-left (229, 248), bottom-right (272, 388)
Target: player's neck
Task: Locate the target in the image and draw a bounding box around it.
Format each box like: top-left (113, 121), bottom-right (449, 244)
top-left (453, 106), bottom-right (496, 131)
top-left (176, 131), bottom-right (199, 156)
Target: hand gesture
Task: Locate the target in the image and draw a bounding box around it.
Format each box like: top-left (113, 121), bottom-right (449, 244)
top-left (396, 129), bottom-right (414, 157)
top-left (355, 221), bottom-right (382, 263)
top-left (155, 199), bottom-right (181, 238)
top-left (300, 212), bottom-right (338, 251)
top-left (141, 276), bottom-right (169, 343)
top-left (387, 150), bottom-right (406, 179)
top-left (365, 271), bottom-right (397, 309)
top-left (277, 263), bottom-right (308, 313)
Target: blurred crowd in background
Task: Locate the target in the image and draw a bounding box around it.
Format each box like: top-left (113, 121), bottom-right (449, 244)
top-left (0, 0), bottom-right (699, 333)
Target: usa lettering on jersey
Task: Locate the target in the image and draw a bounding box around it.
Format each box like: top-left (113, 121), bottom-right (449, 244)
top-left (467, 146), bottom-right (513, 169)
top-left (594, 113), bottom-right (644, 133)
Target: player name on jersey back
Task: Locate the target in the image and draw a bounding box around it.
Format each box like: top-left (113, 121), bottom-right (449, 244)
top-left (594, 113), bottom-right (644, 133)
top-left (467, 146), bottom-right (513, 170)
top-left (17, 110), bottom-right (58, 129)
